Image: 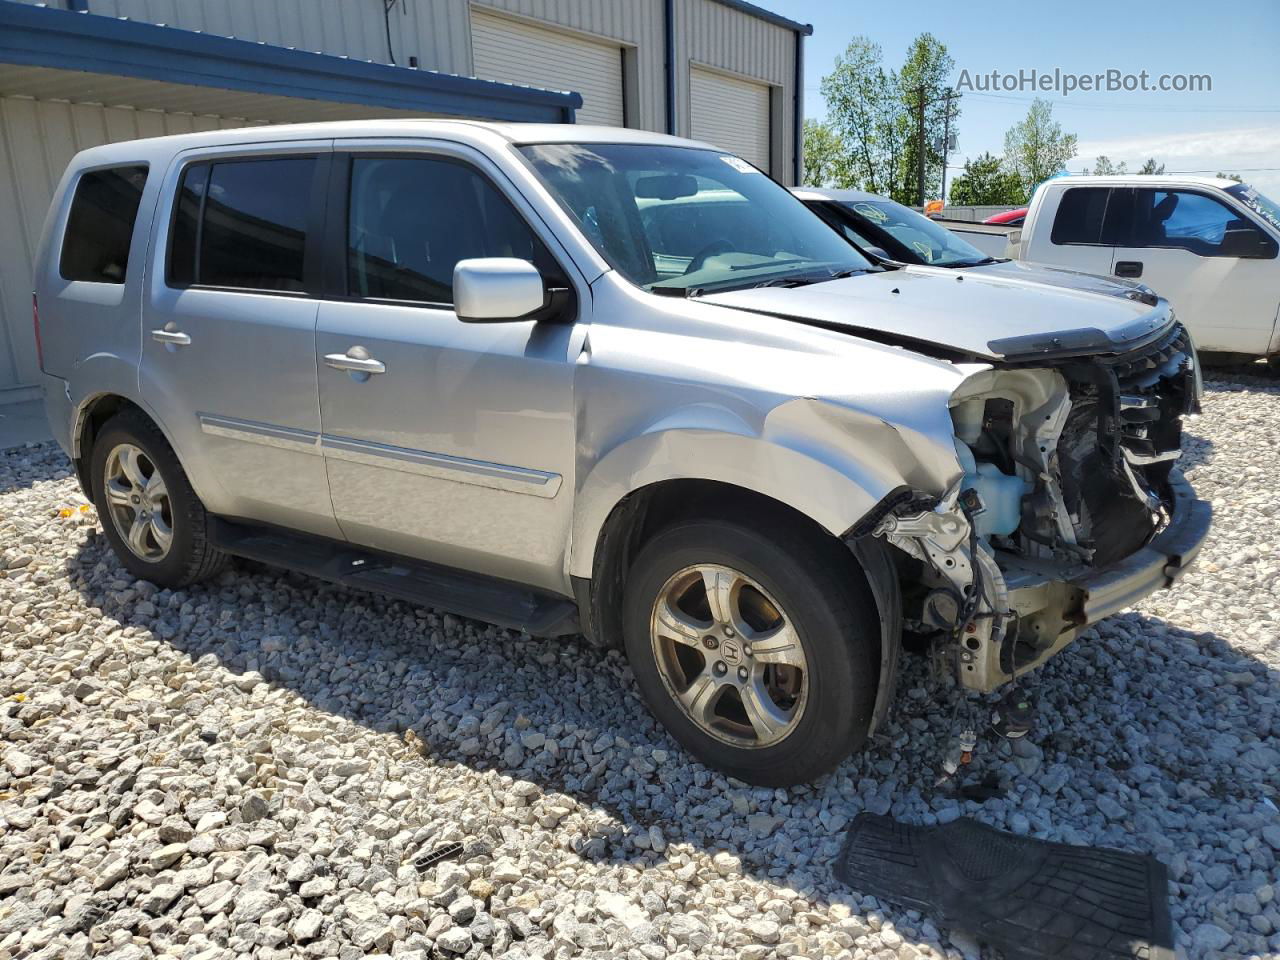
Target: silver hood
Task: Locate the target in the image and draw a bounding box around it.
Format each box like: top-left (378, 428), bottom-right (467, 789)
top-left (939, 257), bottom-right (1157, 301)
top-left (699, 268), bottom-right (1174, 362)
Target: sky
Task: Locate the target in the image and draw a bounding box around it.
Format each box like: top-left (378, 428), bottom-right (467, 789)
top-left (771, 0), bottom-right (1280, 199)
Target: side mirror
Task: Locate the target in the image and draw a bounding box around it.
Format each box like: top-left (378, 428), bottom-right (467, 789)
top-left (1221, 224), bottom-right (1276, 259)
top-left (453, 258), bottom-right (547, 323)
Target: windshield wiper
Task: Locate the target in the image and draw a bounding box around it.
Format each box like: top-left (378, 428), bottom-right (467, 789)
top-left (938, 256), bottom-right (1006, 268)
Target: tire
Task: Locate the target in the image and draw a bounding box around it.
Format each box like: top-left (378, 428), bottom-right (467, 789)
top-left (90, 410), bottom-right (229, 588)
top-left (622, 517), bottom-right (880, 786)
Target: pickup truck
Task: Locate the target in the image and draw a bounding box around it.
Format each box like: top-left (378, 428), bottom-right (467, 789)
top-left (1010, 176), bottom-right (1280, 362)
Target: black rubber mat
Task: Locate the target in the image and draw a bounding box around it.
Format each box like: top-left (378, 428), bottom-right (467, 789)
top-left (835, 814), bottom-right (1174, 960)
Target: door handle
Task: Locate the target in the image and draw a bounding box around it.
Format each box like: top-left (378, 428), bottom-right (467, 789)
top-left (151, 328), bottom-right (191, 346)
top-left (323, 352), bottom-right (386, 375)
top-left (1114, 260), bottom-right (1144, 278)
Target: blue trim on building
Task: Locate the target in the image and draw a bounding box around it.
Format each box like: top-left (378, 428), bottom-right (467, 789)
top-left (0, 0), bottom-right (582, 123)
top-left (709, 0), bottom-right (813, 36)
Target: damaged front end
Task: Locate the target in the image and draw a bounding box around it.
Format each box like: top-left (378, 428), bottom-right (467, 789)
top-left (872, 320), bottom-right (1211, 691)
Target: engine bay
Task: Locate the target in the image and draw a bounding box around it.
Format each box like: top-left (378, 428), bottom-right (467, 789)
top-left (874, 322), bottom-right (1201, 690)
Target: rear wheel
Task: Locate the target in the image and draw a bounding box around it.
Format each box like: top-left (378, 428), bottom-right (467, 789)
top-left (623, 518), bottom-right (880, 786)
top-left (90, 411), bottom-right (229, 588)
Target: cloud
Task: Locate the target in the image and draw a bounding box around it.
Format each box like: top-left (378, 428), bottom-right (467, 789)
top-left (1075, 125), bottom-right (1280, 193)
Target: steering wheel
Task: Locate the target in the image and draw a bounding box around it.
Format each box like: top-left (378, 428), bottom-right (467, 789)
top-left (684, 239), bottom-right (736, 275)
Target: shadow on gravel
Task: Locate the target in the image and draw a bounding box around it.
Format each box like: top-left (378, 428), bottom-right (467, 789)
top-left (62, 507), bottom-right (1280, 955)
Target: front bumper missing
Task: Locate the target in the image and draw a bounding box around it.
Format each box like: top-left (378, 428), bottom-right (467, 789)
top-left (1074, 472), bottom-right (1210, 622)
top-left (979, 470), bottom-right (1211, 690)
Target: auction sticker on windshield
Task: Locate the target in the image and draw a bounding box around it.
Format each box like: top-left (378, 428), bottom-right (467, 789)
top-left (719, 155), bottom-right (760, 174)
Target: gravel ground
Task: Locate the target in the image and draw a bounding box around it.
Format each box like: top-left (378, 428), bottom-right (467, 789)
top-left (1, 373), bottom-right (1278, 960)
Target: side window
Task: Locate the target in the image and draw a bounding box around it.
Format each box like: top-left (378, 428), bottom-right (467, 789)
top-left (347, 156), bottom-right (554, 305)
top-left (60, 165), bottom-right (148, 283)
top-left (167, 156), bottom-right (315, 292)
top-left (1050, 187), bottom-right (1110, 245)
top-left (1132, 189), bottom-right (1271, 257)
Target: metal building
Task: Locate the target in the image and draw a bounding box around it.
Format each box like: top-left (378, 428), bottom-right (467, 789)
top-left (0, 0), bottom-right (811, 404)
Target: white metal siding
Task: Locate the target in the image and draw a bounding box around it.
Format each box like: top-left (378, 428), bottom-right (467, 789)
top-left (690, 67), bottom-right (770, 172)
top-left (9, 0), bottom-right (475, 76)
top-left (674, 0), bottom-right (796, 182)
top-left (471, 9), bottom-right (624, 126)
top-left (0, 96), bottom-right (260, 395)
top-left (473, 0), bottom-right (664, 131)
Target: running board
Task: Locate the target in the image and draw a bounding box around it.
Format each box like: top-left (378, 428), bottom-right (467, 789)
top-left (209, 518), bottom-right (580, 637)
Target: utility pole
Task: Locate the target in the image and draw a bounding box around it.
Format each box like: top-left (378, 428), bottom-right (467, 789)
top-left (915, 86), bottom-right (926, 207)
top-left (940, 88), bottom-right (956, 204)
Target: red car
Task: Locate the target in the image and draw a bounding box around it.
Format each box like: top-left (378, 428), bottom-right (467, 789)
top-left (983, 207), bottom-right (1027, 226)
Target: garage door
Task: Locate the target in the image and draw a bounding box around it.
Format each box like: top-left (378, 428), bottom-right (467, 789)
top-left (0, 96), bottom-right (260, 398)
top-left (471, 11), bottom-right (624, 127)
top-left (690, 67), bottom-right (770, 173)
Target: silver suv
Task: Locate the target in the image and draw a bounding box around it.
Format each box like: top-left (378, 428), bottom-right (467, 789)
top-left (35, 121), bottom-right (1210, 785)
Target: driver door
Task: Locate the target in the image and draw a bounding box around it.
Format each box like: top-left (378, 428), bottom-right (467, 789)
top-left (314, 148), bottom-right (586, 594)
top-left (1111, 188), bottom-right (1280, 353)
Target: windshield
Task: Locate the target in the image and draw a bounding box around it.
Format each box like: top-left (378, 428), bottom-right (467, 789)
top-left (834, 199), bottom-right (991, 266)
top-left (517, 143), bottom-right (871, 293)
top-left (1227, 183), bottom-right (1280, 234)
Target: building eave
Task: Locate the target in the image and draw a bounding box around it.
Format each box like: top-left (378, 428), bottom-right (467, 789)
top-left (0, 0), bottom-right (583, 122)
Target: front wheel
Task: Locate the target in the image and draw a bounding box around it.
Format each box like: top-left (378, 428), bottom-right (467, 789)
top-left (622, 518), bottom-right (881, 786)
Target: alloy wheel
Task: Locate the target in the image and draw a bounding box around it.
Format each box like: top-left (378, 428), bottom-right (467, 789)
top-left (102, 443), bottom-right (174, 562)
top-left (649, 563), bottom-right (808, 748)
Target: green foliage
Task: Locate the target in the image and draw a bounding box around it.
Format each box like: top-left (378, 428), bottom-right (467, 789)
top-left (1216, 171), bottom-right (1244, 183)
top-left (1088, 155), bottom-right (1127, 176)
top-left (801, 120), bottom-right (854, 187)
top-left (818, 33), bottom-right (957, 203)
top-left (1002, 99), bottom-right (1077, 197)
top-left (820, 36), bottom-right (908, 198)
top-left (898, 33), bottom-right (958, 204)
top-left (1137, 158), bottom-right (1166, 175)
top-left (948, 152), bottom-right (1026, 205)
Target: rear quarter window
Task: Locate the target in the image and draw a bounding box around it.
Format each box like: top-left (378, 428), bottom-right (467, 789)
top-left (1050, 187), bottom-right (1109, 245)
top-left (59, 165), bottom-right (149, 283)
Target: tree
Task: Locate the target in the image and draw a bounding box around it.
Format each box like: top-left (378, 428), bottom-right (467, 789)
top-left (819, 33), bottom-right (959, 203)
top-left (1217, 171), bottom-right (1244, 183)
top-left (820, 37), bottom-right (906, 197)
top-left (1137, 158), bottom-right (1166, 175)
top-left (801, 120), bottom-right (853, 187)
top-left (1088, 155), bottom-right (1127, 176)
top-left (949, 152), bottom-right (1026, 205)
top-left (898, 33), bottom-right (958, 204)
top-left (1002, 98), bottom-right (1077, 198)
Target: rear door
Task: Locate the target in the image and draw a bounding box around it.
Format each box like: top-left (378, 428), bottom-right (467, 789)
top-left (141, 143), bottom-right (341, 539)
top-left (1109, 187), bottom-right (1280, 353)
top-left (1025, 185), bottom-right (1121, 276)
top-left (313, 144), bottom-right (585, 594)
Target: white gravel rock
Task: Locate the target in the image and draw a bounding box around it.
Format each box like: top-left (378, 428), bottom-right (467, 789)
top-left (1, 373), bottom-right (1278, 959)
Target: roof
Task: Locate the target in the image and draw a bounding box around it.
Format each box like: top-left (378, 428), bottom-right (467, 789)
top-left (710, 0), bottom-right (813, 35)
top-left (1043, 174), bottom-right (1242, 190)
top-left (0, 1), bottom-right (580, 123)
top-left (790, 187), bottom-right (887, 203)
top-left (58, 119), bottom-right (722, 165)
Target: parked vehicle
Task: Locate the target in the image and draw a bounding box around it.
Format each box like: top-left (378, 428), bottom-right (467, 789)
top-left (795, 188), bottom-right (1008, 264)
top-left (36, 122), bottom-right (1209, 785)
top-left (983, 207), bottom-right (1027, 226)
top-left (1010, 176), bottom-right (1280, 361)
top-left (795, 188), bottom-right (1159, 302)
